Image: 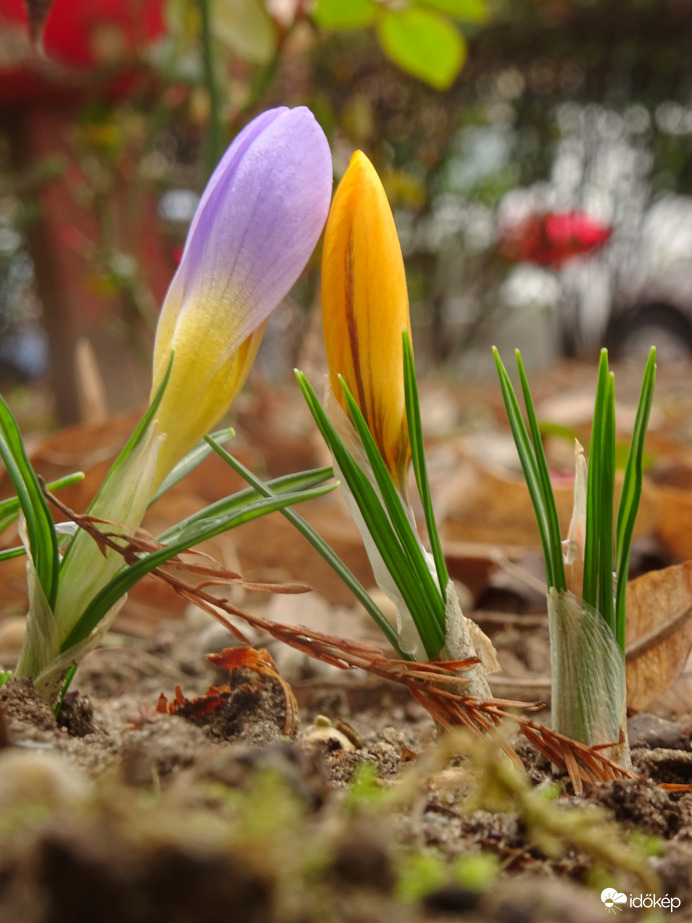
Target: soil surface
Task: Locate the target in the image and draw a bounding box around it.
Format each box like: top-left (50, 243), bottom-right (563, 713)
top-left (3, 362), bottom-right (692, 921)
top-left (0, 609), bottom-right (691, 923)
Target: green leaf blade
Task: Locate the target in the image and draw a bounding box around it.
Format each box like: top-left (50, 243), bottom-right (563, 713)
top-left (204, 438), bottom-right (408, 658)
top-left (157, 465), bottom-right (334, 545)
top-left (615, 347), bottom-right (656, 650)
top-left (402, 331), bottom-right (449, 595)
top-left (338, 377), bottom-right (447, 649)
top-left (583, 351), bottom-right (615, 630)
top-left (515, 351), bottom-right (566, 592)
top-left (61, 483), bottom-right (335, 652)
top-left (84, 352), bottom-right (173, 515)
top-left (493, 348), bottom-right (563, 592)
top-left (0, 397), bottom-right (59, 608)
top-left (149, 427), bottom-right (235, 507)
top-left (0, 471), bottom-right (84, 533)
top-left (296, 371), bottom-right (445, 658)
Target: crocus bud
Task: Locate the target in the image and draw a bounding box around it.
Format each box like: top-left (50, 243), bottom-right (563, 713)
top-left (151, 106), bottom-right (333, 486)
top-left (21, 107), bottom-right (332, 698)
top-left (321, 151), bottom-right (412, 494)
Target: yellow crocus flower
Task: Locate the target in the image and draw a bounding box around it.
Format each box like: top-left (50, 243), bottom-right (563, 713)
top-left (321, 150), bottom-right (412, 494)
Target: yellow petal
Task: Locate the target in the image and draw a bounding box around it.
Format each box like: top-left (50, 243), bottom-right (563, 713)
top-left (152, 322), bottom-right (265, 488)
top-left (321, 151), bottom-right (411, 491)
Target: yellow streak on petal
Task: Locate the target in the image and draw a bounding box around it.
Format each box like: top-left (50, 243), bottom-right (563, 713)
top-left (150, 275), bottom-right (183, 397)
top-left (152, 323), bottom-right (265, 489)
top-left (321, 151), bottom-right (411, 490)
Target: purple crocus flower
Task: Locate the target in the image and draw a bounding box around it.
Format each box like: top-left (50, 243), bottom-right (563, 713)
top-left (150, 105), bottom-right (332, 485)
top-left (14, 107), bottom-right (331, 701)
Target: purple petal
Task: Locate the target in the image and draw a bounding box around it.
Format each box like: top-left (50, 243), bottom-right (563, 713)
top-left (165, 106), bottom-right (333, 360)
top-left (184, 107), bottom-right (285, 250)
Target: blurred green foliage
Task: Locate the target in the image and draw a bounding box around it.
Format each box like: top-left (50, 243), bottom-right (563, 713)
top-left (3, 0), bottom-right (692, 414)
top-left (313, 0), bottom-right (489, 90)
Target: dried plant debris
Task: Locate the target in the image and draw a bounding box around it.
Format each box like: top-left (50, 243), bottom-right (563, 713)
top-left (157, 647), bottom-right (298, 740)
top-left (625, 561), bottom-right (692, 711)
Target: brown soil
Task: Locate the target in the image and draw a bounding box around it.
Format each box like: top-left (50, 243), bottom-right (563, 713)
top-left (0, 613), bottom-right (691, 923)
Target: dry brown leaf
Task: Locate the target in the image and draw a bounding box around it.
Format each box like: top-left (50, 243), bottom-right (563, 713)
top-left (654, 484), bottom-right (692, 561)
top-left (439, 457), bottom-right (552, 547)
top-left (626, 561), bottom-right (692, 711)
top-left (157, 648), bottom-right (299, 738)
top-left (439, 455), bottom-right (658, 549)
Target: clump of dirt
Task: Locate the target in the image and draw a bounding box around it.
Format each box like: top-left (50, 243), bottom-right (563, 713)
top-left (171, 666), bottom-right (292, 746)
top-left (1, 678), bottom-right (56, 736)
top-left (588, 778), bottom-right (686, 837)
top-left (56, 691), bottom-right (99, 737)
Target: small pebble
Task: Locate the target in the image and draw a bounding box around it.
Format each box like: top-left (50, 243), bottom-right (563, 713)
top-left (302, 716), bottom-right (355, 751)
top-left (628, 713), bottom-right (682, 750)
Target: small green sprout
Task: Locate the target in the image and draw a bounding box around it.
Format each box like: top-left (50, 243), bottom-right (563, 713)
top-left (493, 347), bottom-right (656, 766)
top-left (395, 852), bottom-right (450, 903)
top-left (453, 852), bottom-right (500, 893)
top-left (396, 850), bottom-right (499, 904)
top-left (342, 762), bottom-right (387, 815)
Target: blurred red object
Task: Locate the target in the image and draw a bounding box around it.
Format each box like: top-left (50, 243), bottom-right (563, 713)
top-left (498, 211), bottom-right (613, 268)
top-left (0, 0), bottom-right (173, 422)
top-left (0, 0), bottom-right (166, 103)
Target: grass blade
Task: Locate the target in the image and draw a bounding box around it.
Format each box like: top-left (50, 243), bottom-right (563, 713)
top-left (58, 354), bottom-right (176, 575)
top-left (61, 483), bottom-right (335, 652)
top-left (0, 472), bottom-right (84, 534)
top-left (0, 397), bottom-right (59, 608)
top-left (157, 466), bottom-right (334, 544)
top-left (515, 352), bottom-right (566, 592)
top-left (150, 427), bottom-right (235, 506)
top-left (583, 351), bottom-right (615, 631)
top-left (402, 331), bottom-right (449, 595)
top-left (493, 348), bottom-right (565, 591)
top-left (615, 346), bottom-right (656, 649)
top-left (339, 375), bottom-right (447, 621)
top-left (204, 437), bottom-right (408, 658)
top-left (85, 353), bottom-right (173, 510)
top-left (0, 545), bottom-right (26, 562)
top-left (296, 371), bottom-right (445, 658)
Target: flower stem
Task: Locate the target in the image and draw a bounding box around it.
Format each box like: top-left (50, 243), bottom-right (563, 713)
top-left (199, 0), bottom-right (224, 177)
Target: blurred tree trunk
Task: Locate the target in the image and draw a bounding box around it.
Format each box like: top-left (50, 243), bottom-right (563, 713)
top-left (6, 105), bottom-right (174, 424)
